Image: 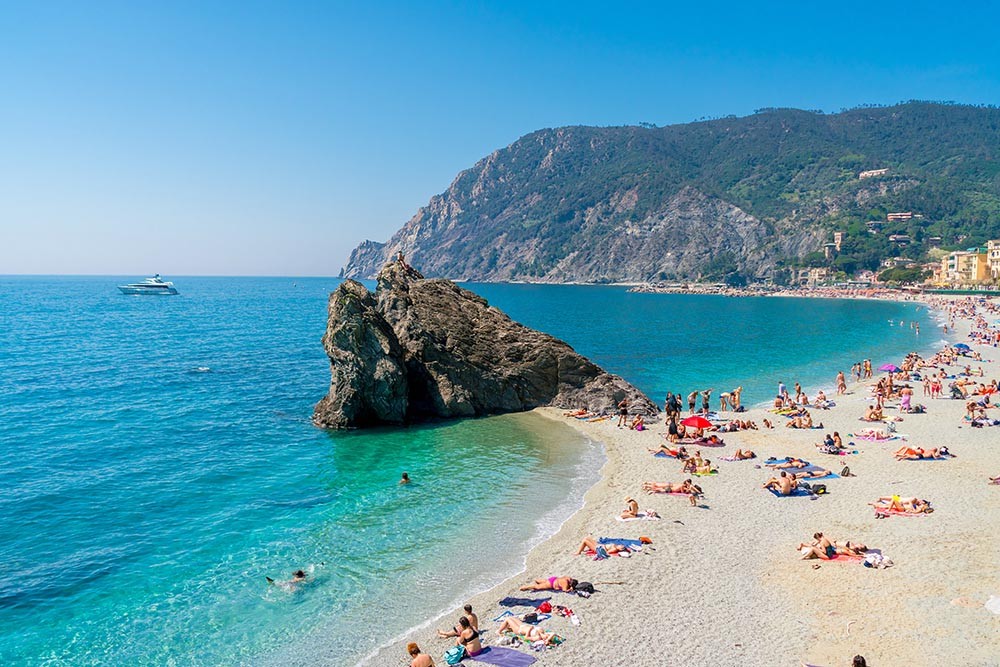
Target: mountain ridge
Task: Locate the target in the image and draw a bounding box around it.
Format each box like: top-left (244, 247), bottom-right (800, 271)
top-left (343, 102), bottom-right (1000, 283)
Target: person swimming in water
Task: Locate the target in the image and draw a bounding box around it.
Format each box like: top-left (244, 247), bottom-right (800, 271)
top-left (399, 472), bottom-right (411, 484)
top-left (266, 569), bottom-right (309, 590)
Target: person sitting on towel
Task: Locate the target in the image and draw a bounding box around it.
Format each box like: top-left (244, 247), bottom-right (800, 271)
top-left (453, 616), bottom-right (482, 658)
top-left (763, 471), bottom-right (797, 496)
top-left (620, 496), bottom-right (639, 519)
top-left (797, 532), bottom-right (837, 559)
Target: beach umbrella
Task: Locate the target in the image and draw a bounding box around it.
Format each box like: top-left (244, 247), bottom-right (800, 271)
top-left (953, 343), bottom-right (971, 350)
top-left (878, 363), bottom-right (902, 373)
top-left (681, 415), bottom-right (713, 429)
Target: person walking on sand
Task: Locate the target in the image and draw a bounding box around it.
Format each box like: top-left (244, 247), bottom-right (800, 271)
top-left (836, 371), bottom-right (847, 395)
top-left (616, 398), bottom-right (629, 427)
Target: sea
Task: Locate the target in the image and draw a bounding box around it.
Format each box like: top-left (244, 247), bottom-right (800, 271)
top-left (0, 276), bottom-right (938, 666)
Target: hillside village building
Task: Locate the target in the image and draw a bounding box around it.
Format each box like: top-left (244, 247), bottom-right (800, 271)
top-left (941, 247), bottom-right (990, 284)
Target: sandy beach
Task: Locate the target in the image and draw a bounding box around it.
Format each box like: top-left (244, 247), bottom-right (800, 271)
top-left (371, 296), bottom-right (1000, 667)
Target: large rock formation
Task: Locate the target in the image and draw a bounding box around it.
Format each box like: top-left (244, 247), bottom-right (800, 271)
top-left (314, 262), bottom-right (658, 428)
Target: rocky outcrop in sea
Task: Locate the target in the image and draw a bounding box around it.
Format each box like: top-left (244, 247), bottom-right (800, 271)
top-left (313, 261), bottom-right (658, 428)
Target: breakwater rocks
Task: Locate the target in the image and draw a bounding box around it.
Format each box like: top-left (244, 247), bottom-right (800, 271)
top-left (314, 262), bottom-right (658, 428)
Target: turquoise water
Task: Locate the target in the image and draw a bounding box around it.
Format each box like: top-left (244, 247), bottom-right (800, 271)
top-left (0, 277), bottom-right (934, 666)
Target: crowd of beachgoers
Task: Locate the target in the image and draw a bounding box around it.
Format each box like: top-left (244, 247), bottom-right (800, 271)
top-left (391, 295), bottom-right (1000, 667)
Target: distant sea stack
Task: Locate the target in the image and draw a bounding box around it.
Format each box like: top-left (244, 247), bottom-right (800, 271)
top-left (342, 102), bottom-right (1000, 283)
top-left (313, 261), bottom-right (658, 428)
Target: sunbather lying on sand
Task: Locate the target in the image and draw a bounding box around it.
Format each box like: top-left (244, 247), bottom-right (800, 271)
top-left (869, 495), bottom-right (933, 514)
top-left (495, 616), bottom-right (557, 645)
top-left (649, 444), bottom-right (689, 458)
top-left (763, 471), bottom-right (798, 496)
top-left (894, 446), bottom-right (952, 460)
top-left (643, 480), bottom-right (701, 505)
top-left (520, 576), bottom-right (577, 592)
top-left (574, 535), bottom-right (631, 556)
top-left (768, 457), bottom-right (808, 469)
top-left (855, 428), bottom-right (891, 440)
top-left (990, 476), bottom-right (1000, 485)
top-left (792, 468), bottom-right (832, 479)
top-left (731, 449), bottom-right (756, 459)
top-left (796, 533), bottom-right (869, 559)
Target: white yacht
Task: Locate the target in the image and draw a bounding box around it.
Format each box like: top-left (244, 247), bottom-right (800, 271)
top-left (118, 275), bottom-right (179, 295)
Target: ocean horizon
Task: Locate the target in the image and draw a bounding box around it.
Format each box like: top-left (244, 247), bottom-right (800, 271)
top-left (0, 275), bottom-right (937, 665)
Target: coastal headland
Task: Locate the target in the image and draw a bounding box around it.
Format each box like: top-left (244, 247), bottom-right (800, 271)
top-left (366, 293), bottom-right (1000, 667)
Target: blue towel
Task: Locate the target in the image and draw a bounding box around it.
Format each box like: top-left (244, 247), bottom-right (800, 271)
top-left (598, 537), bottom-right (644, 548)
top-left (767, 487), bottom-right (813, 497)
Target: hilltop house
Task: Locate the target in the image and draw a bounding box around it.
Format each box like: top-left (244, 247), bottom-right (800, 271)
top-left (859, 168), bottom-right (889, 179)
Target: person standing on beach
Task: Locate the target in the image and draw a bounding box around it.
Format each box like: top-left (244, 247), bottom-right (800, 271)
top-left (731, 386), bottom-right (743, 411)
top-left (863, 359), bottom-right (873, 379)
top-left (701, 389), bottom-right (712, 415)
top-left (687, 390), bottom-right (698, 413)
top-left (616, 398), bottom-right (629, 427)
top-left (836, 371), bottom-right (847, 395)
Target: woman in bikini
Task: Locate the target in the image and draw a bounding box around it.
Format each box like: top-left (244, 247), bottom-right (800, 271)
top-left (495, 616), bottom-right (557, 645)
top-left (407, 642), bottom-right (435, 667)
top-left (519, 576), bottom-right (577, 592)
top-left (454, 616), bottom-right (482, 658)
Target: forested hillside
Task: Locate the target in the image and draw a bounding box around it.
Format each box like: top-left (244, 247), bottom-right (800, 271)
top-left (342, 102), bottom-right (1000, 283)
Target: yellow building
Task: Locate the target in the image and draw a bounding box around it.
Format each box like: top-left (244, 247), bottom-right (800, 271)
top-left (944, 248), bottom-right (989, 284)
top-left (988, 240), bottom-right (1000, 280)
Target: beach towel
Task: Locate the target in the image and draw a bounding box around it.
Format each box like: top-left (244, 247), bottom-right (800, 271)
top-left (616, 512), bottom-right (661, 521)
top-left (653, 450), bottom-right (681, 458)
top-left (598, 537), bottom-right (644, 548)
top-left (767, 487), bottom-right (813, 497)
top-left (498, 597), bottom-right (550, 609)
top-left (901, 454), bottom-right (953, 461)
top-left (492, 611), bottom-right (550, 624)
top-left (693, 470), bottom-right (718, 476)
top-left (469, 646), bottom-right (538, 666)
top-left (874, 507), bottom-right (928, 518)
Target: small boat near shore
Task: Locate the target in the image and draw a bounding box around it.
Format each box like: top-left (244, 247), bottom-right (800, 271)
top-left (118, 275), bottom-right (179, 295)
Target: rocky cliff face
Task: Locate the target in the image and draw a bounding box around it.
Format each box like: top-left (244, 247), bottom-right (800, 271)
top-left (314, 262), bottom-right (658, 428)
top-left (342, 103), bottom-right (1000, 283)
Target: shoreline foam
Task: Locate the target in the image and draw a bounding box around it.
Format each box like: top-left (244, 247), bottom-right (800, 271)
top-left (367, 294), bottom-right (1000, 667)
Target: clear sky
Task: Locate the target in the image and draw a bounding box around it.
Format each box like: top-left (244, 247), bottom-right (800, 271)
top-left (2, 1), bottom-right (998, 276)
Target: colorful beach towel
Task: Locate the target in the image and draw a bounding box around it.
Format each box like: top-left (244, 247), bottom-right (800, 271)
top-left (874, 507), bottom-right (928, 518)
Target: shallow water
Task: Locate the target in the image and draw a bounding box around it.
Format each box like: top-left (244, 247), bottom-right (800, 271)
top-left (0, 277), bottom-right (934, 665)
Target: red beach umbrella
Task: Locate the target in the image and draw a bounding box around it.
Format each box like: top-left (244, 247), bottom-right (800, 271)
top-left (681, 415), bottom-right (712, 429)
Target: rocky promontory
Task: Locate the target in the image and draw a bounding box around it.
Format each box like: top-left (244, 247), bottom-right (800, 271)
top-left (313, 261), bottom-right (658, 428)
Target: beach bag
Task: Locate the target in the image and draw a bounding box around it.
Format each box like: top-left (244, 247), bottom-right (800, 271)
top-left (574, 581), bottom-right (595, 595)
top-left (811, 484), bottom-right (828, 495)
top-left (537, 600), bottom-right (552, 613)
top-left (444, 646), bottom-right (465, 665)
top-left (522, 612), bottom-right (538, 623)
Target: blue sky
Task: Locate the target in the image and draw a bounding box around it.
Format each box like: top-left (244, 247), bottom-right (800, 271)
top-left (1, 1), bottom-right (998, 275)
